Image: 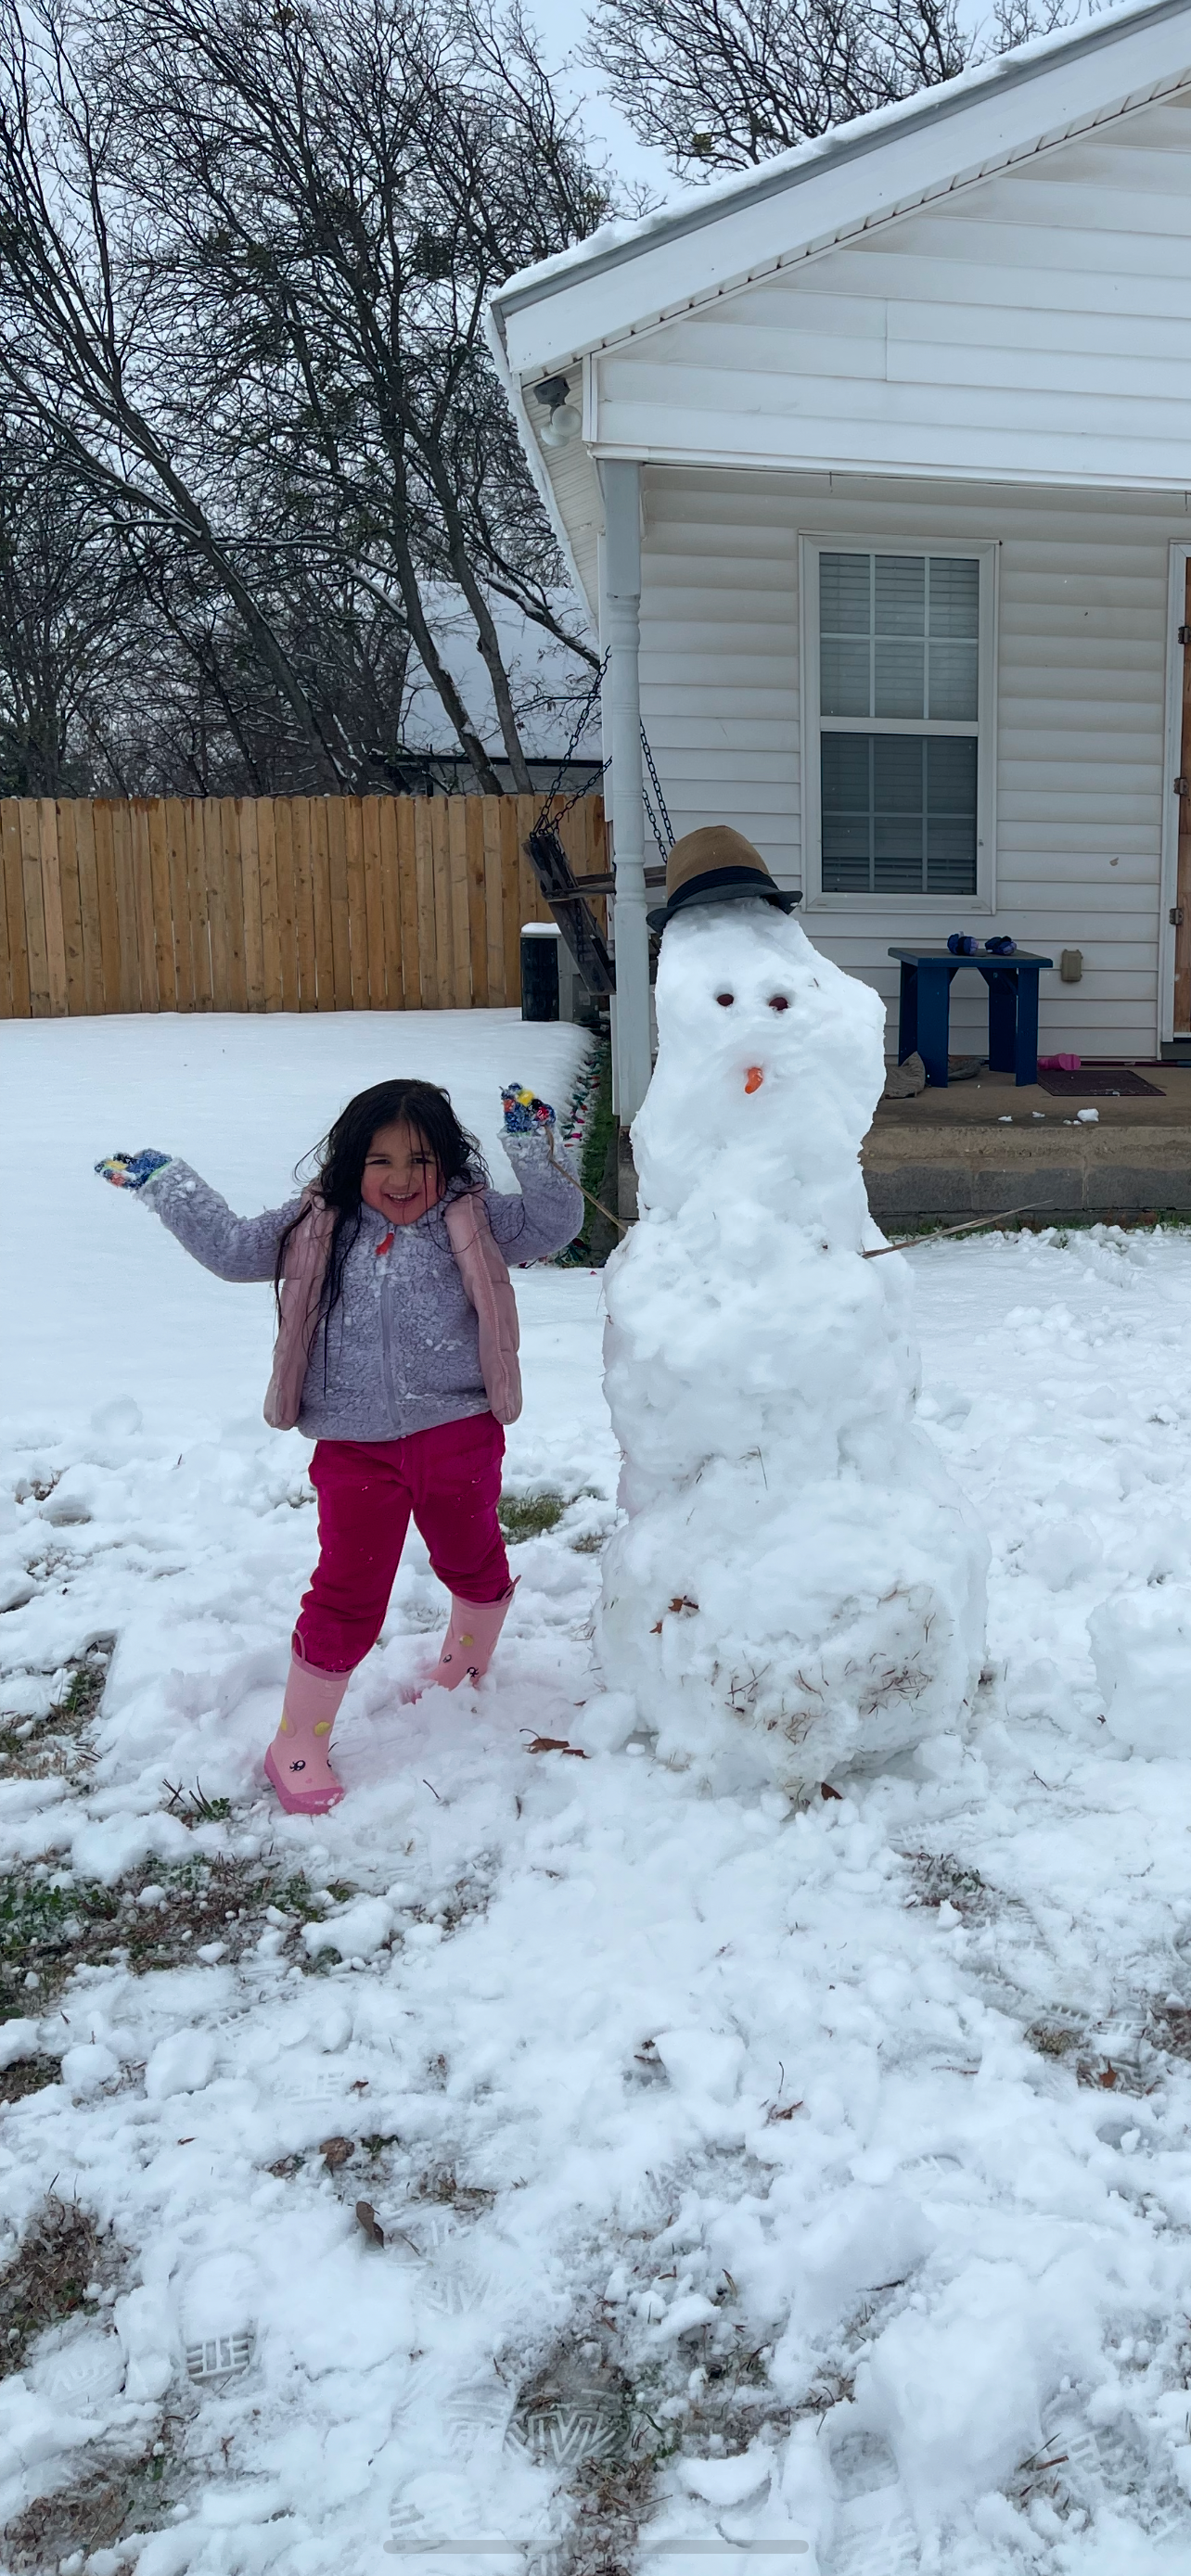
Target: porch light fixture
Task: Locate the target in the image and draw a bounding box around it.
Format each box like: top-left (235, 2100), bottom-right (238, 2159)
top-left (534, 374), bottom-right (581, 449)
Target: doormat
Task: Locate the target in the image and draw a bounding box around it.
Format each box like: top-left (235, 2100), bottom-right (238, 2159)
top-left (1035, 1068), bottom-right (1164, 1097)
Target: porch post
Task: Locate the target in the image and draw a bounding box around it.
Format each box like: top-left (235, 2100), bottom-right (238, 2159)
top-left (598, 458), bottom-right (652, 1128)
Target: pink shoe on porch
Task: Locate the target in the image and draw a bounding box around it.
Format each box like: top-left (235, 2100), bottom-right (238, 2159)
top-left (427, 1582), bottom-right (518, 1691)
top-left (263, 1655), bottom-right (350, 1814)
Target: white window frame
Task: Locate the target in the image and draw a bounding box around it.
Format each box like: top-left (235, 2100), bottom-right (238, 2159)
top-left (799, 533), bottom-right (999, 914)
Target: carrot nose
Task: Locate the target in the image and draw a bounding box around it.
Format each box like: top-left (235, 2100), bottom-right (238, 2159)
top-left (744, 1065), bottom-right (764, 1094)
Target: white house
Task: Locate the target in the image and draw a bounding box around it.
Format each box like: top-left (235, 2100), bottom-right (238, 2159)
top-left (488, 0), bottom-right (1191, 1120)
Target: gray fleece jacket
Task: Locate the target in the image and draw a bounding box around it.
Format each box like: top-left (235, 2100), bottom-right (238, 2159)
top-left (141, 1135), bottom-right (583, 1443)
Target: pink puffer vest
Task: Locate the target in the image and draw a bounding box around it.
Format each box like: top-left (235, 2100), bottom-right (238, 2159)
top-left (263, 1190), bottom-right (522, 1433)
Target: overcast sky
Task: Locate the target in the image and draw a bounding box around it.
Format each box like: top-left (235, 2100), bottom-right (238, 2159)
top-left (529, 0), bottom-right (1101, 220)
top-left (533, 0), bottom-right (679, 204)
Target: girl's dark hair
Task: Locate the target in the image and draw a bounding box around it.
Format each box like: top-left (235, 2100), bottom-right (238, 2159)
top-left (274, 1078), bottom-right (489, 1337)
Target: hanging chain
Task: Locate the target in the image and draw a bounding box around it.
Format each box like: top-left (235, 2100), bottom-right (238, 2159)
top-left (639, 724), bottom-right (675, 856)
top-left (535, 651), bottom-right (674, 861)
top-left (535, 653), bottom-right (608, 837)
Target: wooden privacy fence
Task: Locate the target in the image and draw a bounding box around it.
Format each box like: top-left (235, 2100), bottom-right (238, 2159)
top-left (0, 793), bottom-right (608, 1018)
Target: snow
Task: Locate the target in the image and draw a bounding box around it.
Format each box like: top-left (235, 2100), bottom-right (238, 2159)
top-left (6, 1012), bottom-right (1191, 2570)
top-left (599, 906), bottom-right (987, 1791)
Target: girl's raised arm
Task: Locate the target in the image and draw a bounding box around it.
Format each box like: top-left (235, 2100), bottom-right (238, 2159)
top-left (96, 1151), bottom-right (301, 1282)
top-left (483, 1085), bottom-right (584, 1266)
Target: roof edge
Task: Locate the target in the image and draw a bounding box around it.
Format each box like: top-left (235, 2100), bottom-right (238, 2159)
top-left (492, 0), bottom-right (1191, 325)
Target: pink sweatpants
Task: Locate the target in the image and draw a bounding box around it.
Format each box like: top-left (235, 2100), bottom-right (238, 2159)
top-left (294, 1413), bottom-right (509, 1675)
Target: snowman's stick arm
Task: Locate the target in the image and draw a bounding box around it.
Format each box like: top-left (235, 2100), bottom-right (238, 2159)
top-left (863, 1203), bottom-right (1044, 1258)
top-left (545, 1130), bottom-right (631, 1236)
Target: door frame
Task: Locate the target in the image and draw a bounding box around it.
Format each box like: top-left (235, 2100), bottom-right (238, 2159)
top-left (1161, 542), bottom-right (1191, 1041)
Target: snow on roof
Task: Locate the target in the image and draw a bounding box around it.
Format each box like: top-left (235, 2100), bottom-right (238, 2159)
top-left (490, 0), bottom-right (1191, 370)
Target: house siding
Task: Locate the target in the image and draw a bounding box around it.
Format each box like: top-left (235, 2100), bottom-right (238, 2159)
top-left (639, 468), bottom-right (1187, 1057)
top-left (594, 91), bottom-right (1191, 493)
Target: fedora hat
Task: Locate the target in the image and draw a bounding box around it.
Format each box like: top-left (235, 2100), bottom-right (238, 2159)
top-left (647, 825), bottom-right (800, 934)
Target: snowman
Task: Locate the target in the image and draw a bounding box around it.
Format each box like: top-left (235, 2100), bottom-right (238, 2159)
top-left (598, 826), bottom-right (987, 1793)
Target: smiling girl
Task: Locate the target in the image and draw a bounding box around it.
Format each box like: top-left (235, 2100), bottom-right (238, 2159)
top-left (96, 1078), bottom-right (582, 1814)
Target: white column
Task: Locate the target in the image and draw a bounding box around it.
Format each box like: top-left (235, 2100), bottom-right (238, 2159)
top-left (598, 458), bottom-right (652, 1126)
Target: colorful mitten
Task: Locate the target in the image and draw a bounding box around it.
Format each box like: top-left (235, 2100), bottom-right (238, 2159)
top-left (502, 1085), bottom-right (556, 1135)
top-left (946, 933), bottom-right (980, 956)
top-left (95, 1150), bottom-right (173, 1191)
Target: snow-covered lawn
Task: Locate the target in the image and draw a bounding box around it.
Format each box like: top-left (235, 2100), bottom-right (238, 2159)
top-left (5, 1014), bottom-right (1191, 2575)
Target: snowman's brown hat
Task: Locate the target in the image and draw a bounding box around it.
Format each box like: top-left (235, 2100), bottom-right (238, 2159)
top-left (647, 825), bottom-right (800, 935)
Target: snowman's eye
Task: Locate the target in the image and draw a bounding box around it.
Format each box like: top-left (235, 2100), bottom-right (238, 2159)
top-left (768, 994), bottom-right (790, 1013)
top-left (715, 991), bottom-right (735, 1008)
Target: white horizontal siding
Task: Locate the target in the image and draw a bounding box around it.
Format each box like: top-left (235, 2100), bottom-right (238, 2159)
top-left (637, 469), bottom-right (1186, 1057)
top-left (594, 86), bottom-right (1191, 491)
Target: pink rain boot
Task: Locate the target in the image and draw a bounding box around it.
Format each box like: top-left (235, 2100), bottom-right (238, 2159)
top-left (428, 1584), bottom-right (517, 1691)
top-left (263, 1655), bottom-right (350, 1815)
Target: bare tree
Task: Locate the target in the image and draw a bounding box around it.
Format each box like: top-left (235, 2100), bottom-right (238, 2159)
top-left (0, 416), bottom-right (137, 792)
top-left (89, 0), bottom-right (612, 786)
top-left (0, 0), bottom-right (359, 784)
top-left (0, 0), bottom-right (614, 797)
top-left (584, 0), bottom-right (1071, 180)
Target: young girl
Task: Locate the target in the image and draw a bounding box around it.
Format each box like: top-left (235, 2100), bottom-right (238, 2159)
top-left (96, 1078), bottom-right (583, 1816)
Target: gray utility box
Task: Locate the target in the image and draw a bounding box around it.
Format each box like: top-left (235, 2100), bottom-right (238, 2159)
top-left (520, 923), bottom-right (587, 1022)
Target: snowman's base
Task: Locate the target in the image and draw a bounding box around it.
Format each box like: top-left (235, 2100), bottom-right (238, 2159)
top-left (598, 1453), bottom-right (987, 1798)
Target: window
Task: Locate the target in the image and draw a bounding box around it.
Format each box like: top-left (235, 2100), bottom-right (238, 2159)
top-left (802, 541), bottom-right (995, 906)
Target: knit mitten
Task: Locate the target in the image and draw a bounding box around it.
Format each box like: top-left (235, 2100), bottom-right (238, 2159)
top-left (95, 1150), bottom-right (173, 1191)
top-left (502, 1085), bottom-right (556, 1136)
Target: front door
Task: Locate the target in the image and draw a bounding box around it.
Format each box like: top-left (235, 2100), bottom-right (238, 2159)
top-left (1175, 558), bottom-right (1191, 1032)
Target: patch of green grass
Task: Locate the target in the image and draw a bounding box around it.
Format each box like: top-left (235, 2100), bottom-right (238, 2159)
top-left (162, 1781), bottom-right (234, 1825)
top-left (0, 1855), bottom-right (332, 2019)
top-left (498, 1490), bottom-right (566, 1543)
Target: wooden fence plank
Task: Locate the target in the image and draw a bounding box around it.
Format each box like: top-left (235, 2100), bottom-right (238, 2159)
top-left (325, 797), bottom-right (352, 1008)
top-left (360, 797), bottom-right (386, 1008)
top-left (499, 797), bottom-right (522, 1006)
top-left (291, 800), bottom-right (317, 1009)
top-left (71, 802), bottom-right (102, 1016)
top-left (447, 797), bottom-right (472, 1008)
top-left (342, 797), bottom-right (368, 1006)
top-left (0, 805), bottom-right (25, 1016)
top-left (91, 804), bottom-right (121, 1014)
top-left (413, 800), bottom-right (439, 1009)
top-left (130, 804), bottom-right (159, 1014)
top-left (57, 802), bottom-right (85, 1014)
top-left (201, 800), bottom-right (228, 1007)
top-left (146, 799), bottom-right (175, 1010)
top-left (183, 801), bottom-right (212, 1009)
top-left (396, 797), bottom-right (419, 1012)
top-left (255, 799), bottom-right (281, 1011)
top-left (308, 800), bottom-right (334, 1011)
top-left (465, 797), bottom-right (488, 1008)
top-left (38, 801), bottom-right (69, 1015)
top-left (19, 802), bottom-right (51, 1016)
top-left (271, 799), bottom-right (299, 1011)
top-left (108, 801), bottom-right (142, 1011)
top-left (436, 803), bottom-right (459, 1005)
top-left (239, 799), bottom-right (265, 1010)
top-left (222, 801), bottom-right (248, 1012)
top-left (375, 797), bottom-right (402, 1009)
top-left (162, 801), bottom-right (192, 1013)
top-left (482, 797), bottom-right (506, 1008)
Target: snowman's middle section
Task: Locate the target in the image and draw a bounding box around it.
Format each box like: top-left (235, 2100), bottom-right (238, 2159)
top-left (598, 904), bottom-right (988, 1792)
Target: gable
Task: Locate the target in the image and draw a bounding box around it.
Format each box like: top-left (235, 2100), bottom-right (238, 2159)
top-left (590, 87), bottom-right (1191, 491)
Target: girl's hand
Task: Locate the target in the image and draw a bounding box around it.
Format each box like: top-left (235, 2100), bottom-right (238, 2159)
top-left (95, 1149), bottom-right (173, 1191)
top-left (502, 1084), bottom-right (556, 1135)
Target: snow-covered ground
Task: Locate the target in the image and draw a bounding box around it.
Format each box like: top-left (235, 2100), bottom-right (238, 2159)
top-left (6, 1014), bottom-right (1191, 2574)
